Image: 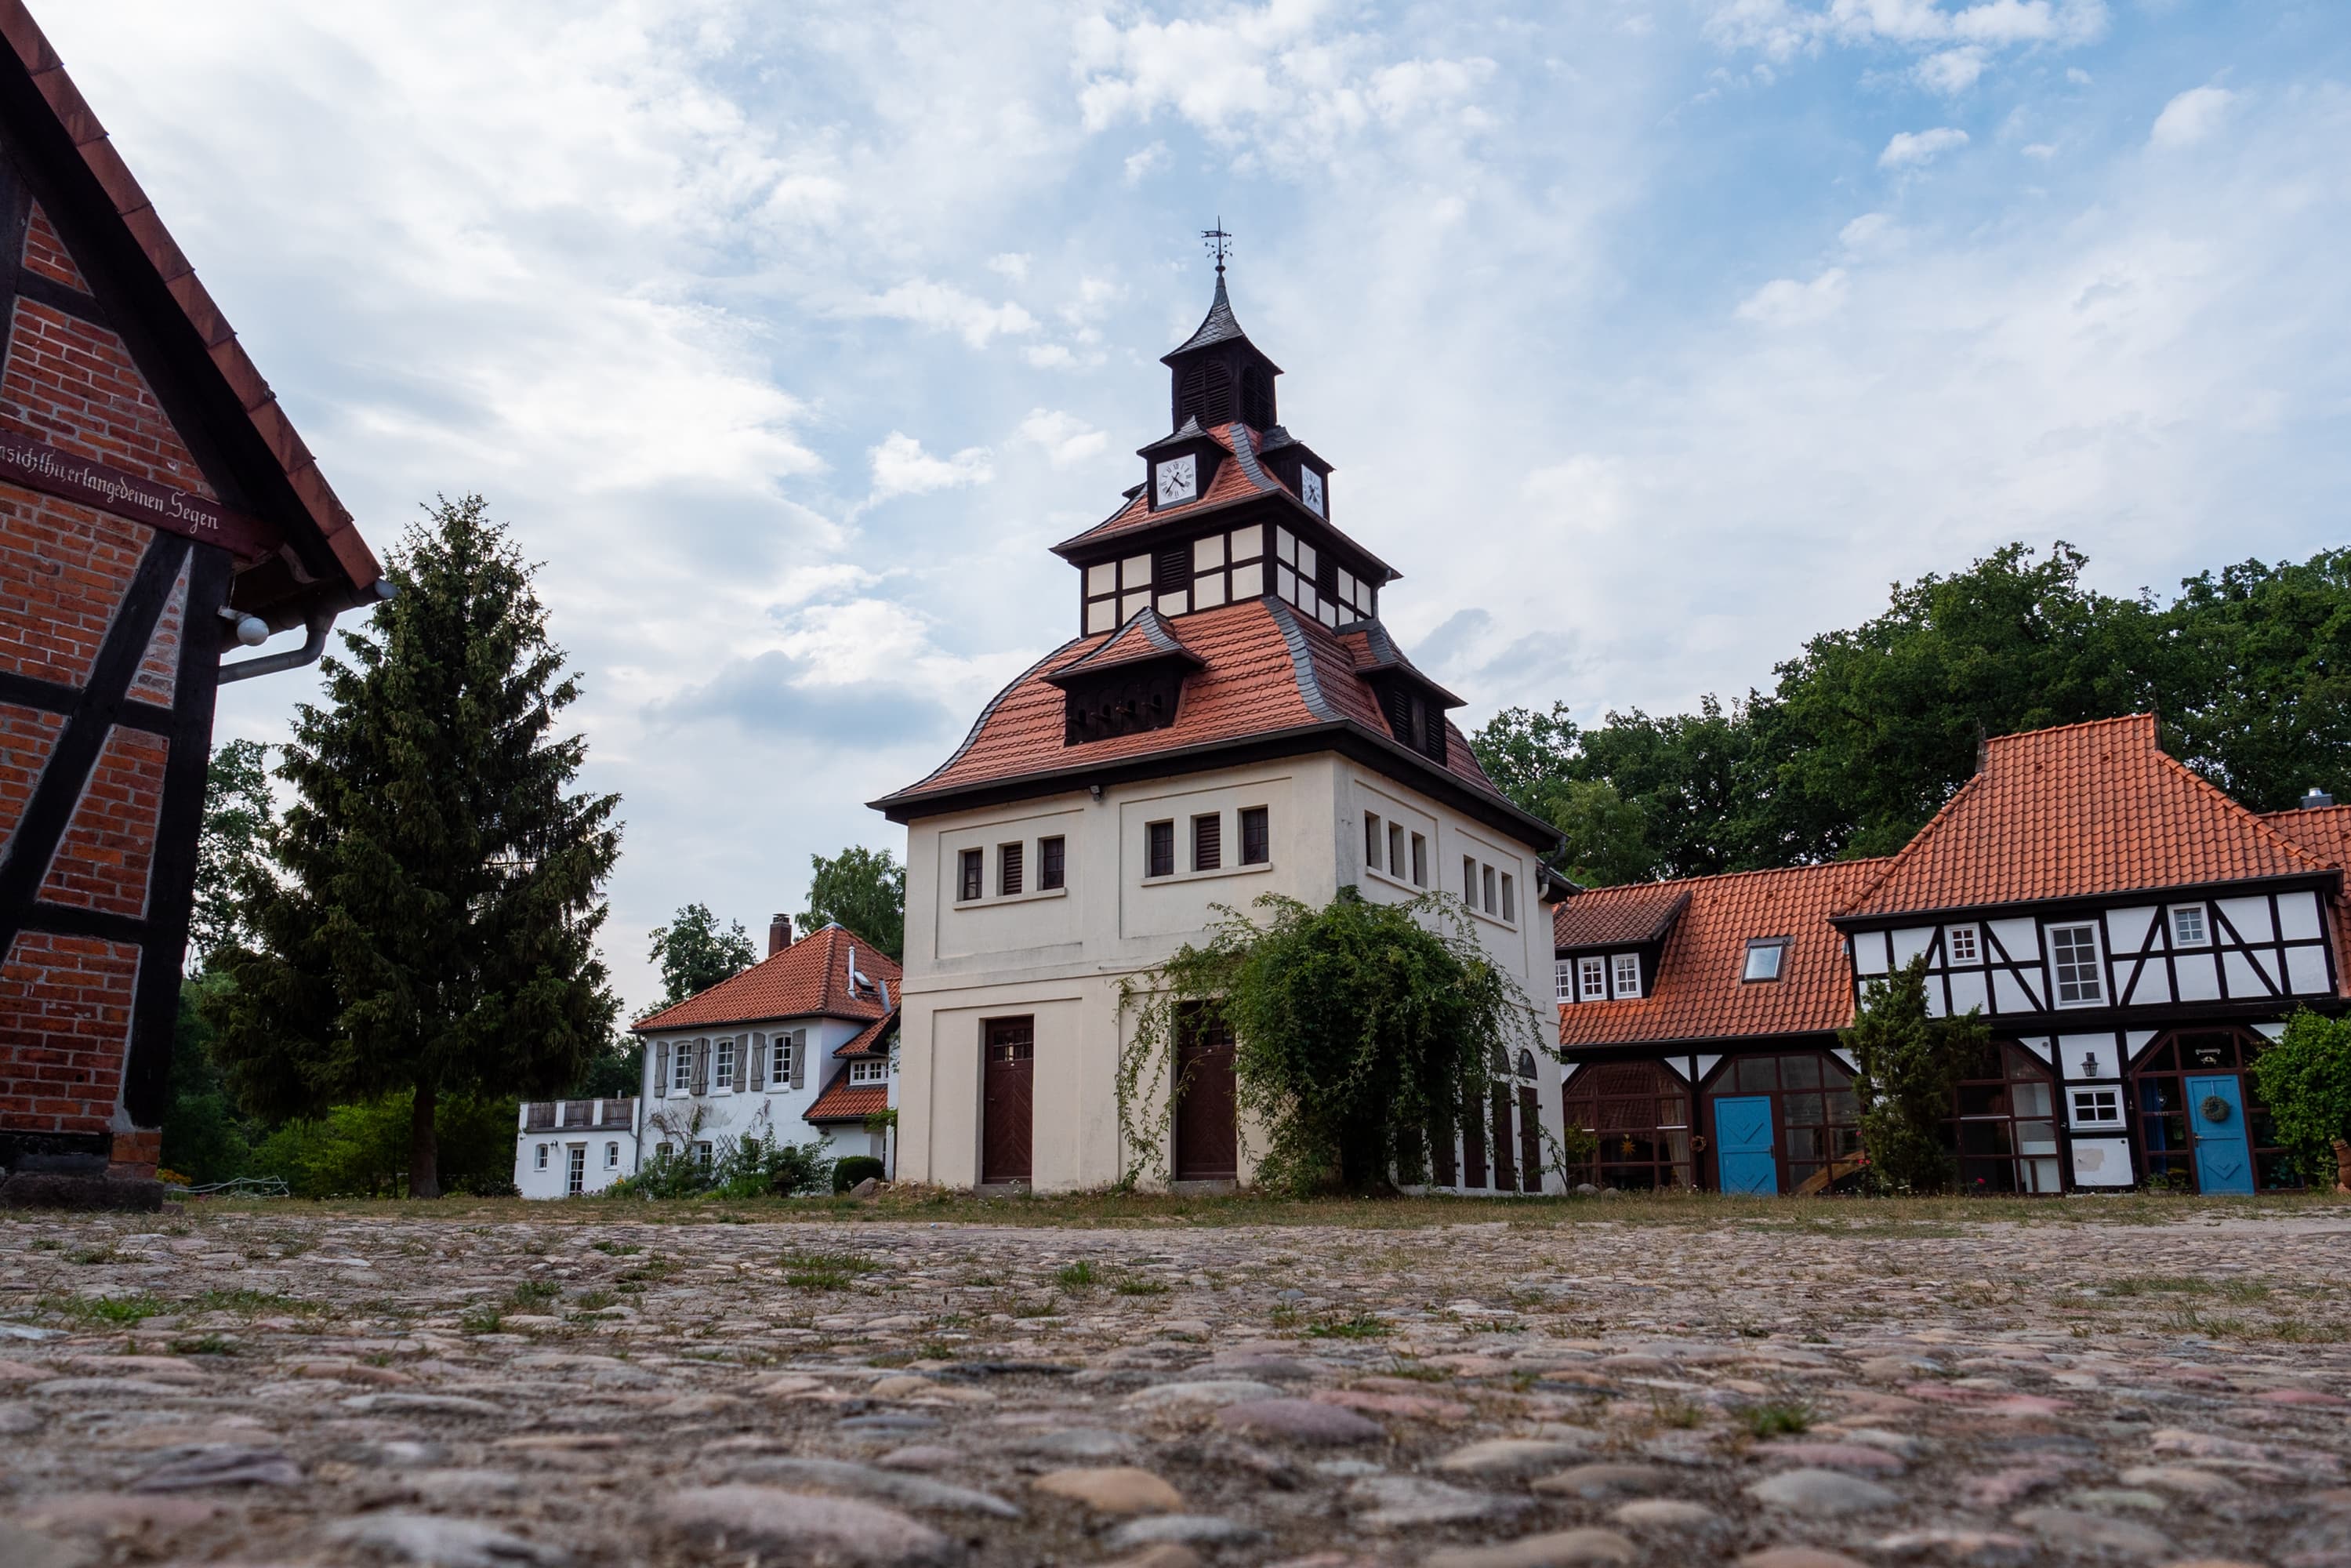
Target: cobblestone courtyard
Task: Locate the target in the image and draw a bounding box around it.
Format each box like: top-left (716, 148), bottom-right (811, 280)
top-left (2, 1196), bottom-right (2348, 1567)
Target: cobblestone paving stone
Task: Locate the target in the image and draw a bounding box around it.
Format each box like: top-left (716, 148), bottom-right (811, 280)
top-left (2, 1203), bottom-right (2348, 1566)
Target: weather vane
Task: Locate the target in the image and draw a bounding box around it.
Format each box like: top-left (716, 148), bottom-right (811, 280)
top-left (1202, 218), bottom-right (1232, 275)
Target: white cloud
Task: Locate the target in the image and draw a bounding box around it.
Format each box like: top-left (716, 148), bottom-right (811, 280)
top-left (2066, 67), bottom-right (2092, 85)
top-left (1024, 343), bottom-right (1079, 368)
top-left (2150, 85), bottom-right (2234, 150)
top-left (1736, 267), bottom-right (1849, 325)
top-left (1881, 126), bottom-right (1970, 169)
top-left (987, 252), bottom-right (1031, 281)
top-left (858, 280), bottom-right (1039, 348)
top-left (868, 432), bottom-right (994, 499)
top-left (1839, 212), bottom-right (1899, 251)
top-left (1016, 408), bottom-right (1111, 467)
top-left (1915, 46), bottom-right (1988, 94)
top-left (1123, 140), bottom-right (1170, 183)
top-left (2023, 142), bottom-right (2057, 159)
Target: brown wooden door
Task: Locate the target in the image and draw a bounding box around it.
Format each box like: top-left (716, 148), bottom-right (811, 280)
top-left (1460, 1086), bottom-right (1489, 1189)
top-left (1518, 1085), bottom-right (1544, 1192)
top-left (981, 1017), bottom-right (1034, 1185)
top-left (1490, 1084), bottom-right (1518, 1191)
top-left (1173, 1014), bottom-right (1238, 1181)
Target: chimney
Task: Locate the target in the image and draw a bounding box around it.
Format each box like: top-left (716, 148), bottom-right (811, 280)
top-left (767, 913), bottom-right (793, 956)
top-left (2302, 788), bottom-right (2335, 811)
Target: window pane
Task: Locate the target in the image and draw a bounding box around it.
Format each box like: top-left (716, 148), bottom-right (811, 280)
top-left (1239, 807), bottom-right (1269, 864)
top-left (1411, 834), bottom-right (1427, 887)
top-left (1734, 1058), bottom-right (1777, 1091)
top-left (1389, 823), bottom-right (1406, 878)
top-left (1039, 836), bottom-right (1065, 891)
top-left (1780, 1054), bottom-right (1820, 1090)
top-left (1785, 1094), bottom-right (1823, 1126)
top-left (1365, 812), bottom-right (1381, 869)
top-left (1147, 821), bottom-right (1174, 878)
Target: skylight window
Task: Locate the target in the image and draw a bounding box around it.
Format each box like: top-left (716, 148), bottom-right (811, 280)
top-left (1743, 938), bottom-right (1788, 982)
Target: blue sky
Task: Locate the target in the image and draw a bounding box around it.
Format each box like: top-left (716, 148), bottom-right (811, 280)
top-left (50, 1), bottom-right (2350, 1013)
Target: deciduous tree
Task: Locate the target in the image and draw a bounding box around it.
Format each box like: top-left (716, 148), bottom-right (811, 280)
top-left (646, 903), bottom-right (755, 1009)
top-left (800, 845), bottom-right (905, 963)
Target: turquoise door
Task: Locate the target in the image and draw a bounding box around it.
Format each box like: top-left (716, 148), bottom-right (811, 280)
top-left (2185, 1074), bottom-right (2255, 1195)
top-left (1714, 1095), bottom-right (1777, 1195)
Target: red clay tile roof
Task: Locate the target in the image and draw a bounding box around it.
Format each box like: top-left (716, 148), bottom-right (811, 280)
top-left (2258, 804), bottom-right (2351, 996)
top-left (1044, 607), bottom-right (1200, 680)
top-left (1837, 715), bottom-right (2328, 918)
top-left (0, 2), bottom-right (381, 613)
top-left (871, 597), bottom-right (1526, 829)
top-left (833, 1011), bottom-right (897, 1059)
top-left (804, 1078), bottom-right (889, 1125)
top-left (1558, 860), bottom-right (1888, 1050)
top-left (1554, 885), bottom-right (1691, 951)
top-left (633, 924), bottom-right (901, 1033)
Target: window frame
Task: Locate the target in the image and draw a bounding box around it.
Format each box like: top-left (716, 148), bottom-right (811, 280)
top-left (771, 1031), bottom-right (797, 1085)
top-left (1410, 832), bottom-right (1428, 887)
top-left (535, 1143), bottom-right (549, 1171)
top-left (958, 848), bottom-right (983, 902)
top-left (2047, 921), bottom-right (2104, 1007)
top-left (1364, 811), bottom-right (1382, 872)
top-left (1743, 938), bottom-right (1788, 983)
top-left (1145, 818), bottom-right (1176, 879)
top-left (848, 1058), bottom-right (888, 1085)
top-left (1555, 959), bottom-right (1574, 1004)
top-left (669, 1043), bottom-right (692, 1094)
top-left (1193, 811), bottom-right (1223, 872)
top-left (1578, 956), bottom-right (1606, 1000)
top-left (713, 1036), bottom-right (736, 1091)
top-left (1039, 835), bottom-right (1065, 891)
top-left (999, 841), bottom-right (1024, 898)
top-left (1500, 873), bottom-right (1516, 924)
top-left (2070, 1086), bottom-right (2124, 1128)
top-left (605, 1141), bottom-right (620, 1168)
top-left (1945, 923), bottom-right (1979, 965)
top-left (1239, 806), bottom-right (1270, 866)
top-left (1612, 952), bottom-right (1641, 999)
top-left (2169, 903), bottom-right (2208, 947)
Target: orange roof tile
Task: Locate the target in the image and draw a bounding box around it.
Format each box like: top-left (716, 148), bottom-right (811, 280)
top-left (1554, 885), bottom-right (1690, 950)
top-left (804, 1079), bottom-right (889, 1124)
top-left (833, 1011), bottom-right (897, 1059)
top-left (1838, 715), bottom-right (2328, 918)
top-left (633, 924), bottom-right (900, 1033)
top-left (1558, 860), bottom-right (1888, 1050)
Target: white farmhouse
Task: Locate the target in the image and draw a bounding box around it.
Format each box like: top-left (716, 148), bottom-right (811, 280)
top-left (513, 917), bottom-right (900, 1196)
top-left (868, 269), bottom-right (1568, 1192)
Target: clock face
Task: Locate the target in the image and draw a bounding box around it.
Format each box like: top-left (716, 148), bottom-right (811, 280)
top-left (1155, 454), bottom-right (1198, 506)
top-left (1300, 467), bottom-right (1325, 516)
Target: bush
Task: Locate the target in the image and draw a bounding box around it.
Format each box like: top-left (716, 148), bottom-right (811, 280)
top-left (1843, 953), bottom-right (1986, 1195)
top-left (833, 1156), bottom-right (886, 1192)
top-left (250, 1089), bottom-right (520, 1198)
top-left (608, 1134), bottom-right (834, 1200)
top-left (2250, 1011), bottom-right (2351, 1184)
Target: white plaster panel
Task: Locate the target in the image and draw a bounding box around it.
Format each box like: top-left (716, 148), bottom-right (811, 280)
top-left (2287, 945), bottom-right (2331, 996)
top-left (1830, 1048), bottom-right (1856, 1070)
top-left (1853, 931), bottom-right (1889, 976)
top-left (1696, 1054), bottom-right (1722, 1082)
top-left (2255, 1021), bottom-right (2288, 1040)
top-left (2070, 1137), bottom-right (2135, 1187)
top-left (2132, 961), bottom-right (2172, 1006)
top-left (2277, 891), bottom-right (2323, 942)
top-left (1924, 983), bottom-right (1946, 1019)
top-left (1891, 927), bottom-right (1933, 967)
top-left (2065, 1080), bottom-right (2125, 1128)
top-left (2125, 1029), bottom-right (2157, 1054)
top-left (2175, 952), bottom-right (2222, 1002)
top-left (2017, 1036), bottom-right (2054, 1065)
top-left (1947, 969), bottom-right (1989, 1015)
top-left (2217, 896), bottom-right (2276, 944)
top-left (2221, 948), bottom-right (2271, 999)
top-left (2057, 1033), bottom-right (2117, 1078)
top-left (1991, 967), bottom-right (2036, 1014)
top-left (1988, 918), bottom-right (2040, 960)
top-left (2106, 906), bottom-right (2156, 953)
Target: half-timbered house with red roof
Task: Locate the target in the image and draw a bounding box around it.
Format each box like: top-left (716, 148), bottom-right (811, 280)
top-left (514, 918), bottom-right (901, 1197)
top-left (870, 267), bottom-right (1565, 1192)
top-left (1556, 714), bottom-right (2349, 1196)
top-left (0, 4), bottom-right (384, 1196)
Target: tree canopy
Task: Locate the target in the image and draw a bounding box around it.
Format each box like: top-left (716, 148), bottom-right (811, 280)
top-left (1473, 542), bottom-right (2351, 884)
top-left (800, 845), bottom-right (905, 963)
top-left (646, 902), bottom-right (756, 1010)
top-left (190, 738), bottom-right (274, 968)
top-left (208, 495), bottom-right (622, 1197)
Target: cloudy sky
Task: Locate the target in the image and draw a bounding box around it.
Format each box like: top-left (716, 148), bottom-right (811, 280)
top-left (50, 0), bottom-right (2349, 1013)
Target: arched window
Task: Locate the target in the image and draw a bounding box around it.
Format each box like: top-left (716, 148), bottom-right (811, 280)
top-left (1516, 1049), bottom-right (1537, 1080)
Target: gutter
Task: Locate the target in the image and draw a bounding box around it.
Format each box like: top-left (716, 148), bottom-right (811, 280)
top-left (217, 579), bottom-right (395, 685)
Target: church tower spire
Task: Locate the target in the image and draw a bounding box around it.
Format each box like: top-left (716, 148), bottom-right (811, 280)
top-left (1161, 223), bottom-right (1280, 433)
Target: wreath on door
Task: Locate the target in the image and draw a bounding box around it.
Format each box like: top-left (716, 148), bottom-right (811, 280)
top-left (2200, 1094), bottom-right (2233, 1124)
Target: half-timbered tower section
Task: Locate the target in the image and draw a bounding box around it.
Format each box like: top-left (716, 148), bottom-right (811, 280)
top-left (0, 5), bottom-right (382, 1190)
top-left (1558, 713), bottom-right (2349, 1196)
top-left (872, 271), bottom-right (1563, 1193)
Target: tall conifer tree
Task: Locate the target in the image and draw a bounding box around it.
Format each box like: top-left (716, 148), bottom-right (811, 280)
top-left (211, 495), bottom-right (622, 1196)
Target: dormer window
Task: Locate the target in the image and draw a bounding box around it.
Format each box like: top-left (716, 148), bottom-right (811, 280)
top-left (1579, 956), bottom-right (1606, 1000)
top-left (1743, 938), bottom-right (1788, 982)
top-left (1613, 953), bottom-right (1640, 999)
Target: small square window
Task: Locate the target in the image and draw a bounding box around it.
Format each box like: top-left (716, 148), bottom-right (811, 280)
top-left (1613, 953), bottom-right (1640, 998)
top-left (2170, 904), bottom-right (2208, 946)
top-left (1743, 938), bottom-right (1787, 982)
top-left (850, 1058), bottom-right (888, 1084)
top-left (959, 848), bottom-right (982, 902)
top-left (1039, 836), bottom-right (1065, 891)
top-left (1239, 807), bottom-right (1269, 865)
top-left (1000, 841), bottom-right (1024, 897)
top-left (1410, 833), bottom-right (1427, 887)
top-left (1579, 956), bottom-right (1606, 1000)
top-left (1946, 924), bottom-right (1979, 964)
top-left (2071, 1087), bottom-right (2123, 1127)
top-left (1193, 812), bottom-right (1222, 872)
top-left (1146, 820), bottom-right (1175, 879)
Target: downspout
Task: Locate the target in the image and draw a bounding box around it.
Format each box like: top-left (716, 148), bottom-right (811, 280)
top-left (216, 579), bottom-right (396, 685)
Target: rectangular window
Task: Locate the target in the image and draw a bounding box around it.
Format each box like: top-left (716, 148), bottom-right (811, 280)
top-left (1743, 938), bottom-right (1787, 982)
top-left (1946, 924), bottom-right (1979, 964)
top-left (568, 1145), bottom-right (586, 1196)
top-left (2048, 923), bottom-right (2103, 1005)
top-left (1364, 811), bottom-right (1382, 870)
top-left (1482, 864), bottom-right (1498, 915)
top-left (1146, 819), bottom-right (1175, 878)
top-left (1193, 812), bottom-right (1222, 872)
top-left (2071, 1087), bottom-right (2123, 1127)
top-left (849, 1058), bottom-right (888, 1084)
top-left (535, 1144), bottom-right (549, 1170)
top-left (2170, 904), bottom-right (2208, 946)
top-left (1613, 953), bottom-right (1640, 998)
top-left (1464, 855), bottom-right (1478, 902)
top-left (695, 1142), bottom-right (713, 1168)
top-left (1039, 836), bottom-right (1065, 891)
top-left (1410, 833), bottom-right (1427, 887)
top-left (1555, 960), bottom-right (1574, 1004)
top-left (713, 1036), bottom-right (736, 1091)
top-left (1388, 822), bottom-right (1406, 880)
top-left (1000, 841), bottom-right (1024, 897)
top-left (1239, 807), bottom-right (1269, 865)
top-left (1500, 873), bottom-right (1516, 924)
top-left (771, 1032), bottom-right (796, 1084)
top-left (670, 1044), bottom-right (692, 1093)
top-left (959, 848), bottom-right (982, 902)
top-left (606, 1142), bottom-right (619, 1168)
top-left (1579, 956), bottom-right (1606, 1000)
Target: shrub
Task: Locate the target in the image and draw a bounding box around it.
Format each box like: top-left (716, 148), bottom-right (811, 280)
top-left (608, 1133), bottom-right (834, 1200)
top-left (833, 1156), bottom-right (886, 1192)
top-left (1842, 954), bottom-right (1986, 1194)
top-left (2250, 1011), bottom-right (2351, 1184)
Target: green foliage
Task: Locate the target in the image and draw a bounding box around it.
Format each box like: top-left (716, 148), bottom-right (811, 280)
top-left (1843, 956), bottom-right (1987, 1194)
top-left (608, 1127), bottom-right (834, 1200)
top-left (780, 1247), bottom-right (880, 1290)
top-left (1054, 1259), bottom-right (1099, 1290)
top-left (1120, 888), bottom-right (1545, 1195)
top-left (646, 903), bottom-right (756, 1011)
top-left (1737, 1400), bottom-right (1815, 1437)
top-left (191, 738), bottom-right (274, 967)
top-left (206, 495), bottom-right (622, 1198)
top-left (2249, 1011), bottom-right (2351, 1184)
top-left (800, 845), bottom-right (906, 963)
top-left (565, 1033), bottom-right (644, 1098)
top-left (833, 1155), bottom-right (886, 1192)
top-left (2167, 550), bottom-right (2351, 811)
top-left (251, 1089), bottom-right (521, 1198)
top-left (161, 972), bottom-right (257, 1185)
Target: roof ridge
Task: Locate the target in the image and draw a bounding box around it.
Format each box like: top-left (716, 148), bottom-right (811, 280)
top-left (1982, 711), bottom-right (2156, 747)
top-left (1832, 771), bottom-right (1985, 916)
top-left (900, 636), bottom-right (1089, 793)
top-left (1264, 596), bottom-right (1341, 722)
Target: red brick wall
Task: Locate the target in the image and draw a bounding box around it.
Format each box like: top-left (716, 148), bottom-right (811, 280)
top-left (20, 206), bottom-right (84, 292)
top-left (0, 933), bottom-right (139, 1135)
top-left (2, 299), bottom-right (213, 495)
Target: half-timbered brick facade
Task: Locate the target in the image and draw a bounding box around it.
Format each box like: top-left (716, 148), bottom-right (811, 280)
top-left (0, 3), bottom-right (382, 1191)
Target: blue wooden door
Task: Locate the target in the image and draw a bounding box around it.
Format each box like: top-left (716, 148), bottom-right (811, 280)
top-left (1714, 1095), bottom-right (1777, 1195)
top-left (2184, 1074), bottom-right (2254, 1195)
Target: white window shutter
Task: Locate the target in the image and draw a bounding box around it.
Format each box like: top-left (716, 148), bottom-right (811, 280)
top-left (790, 1029), bottom-right (806, 1090)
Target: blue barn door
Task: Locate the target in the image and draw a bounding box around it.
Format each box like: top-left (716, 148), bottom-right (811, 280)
top-left (1714, 1095), bottom-right (1777, 1195)
top-left (2184, 1074), bottom-right (2254, 1196)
